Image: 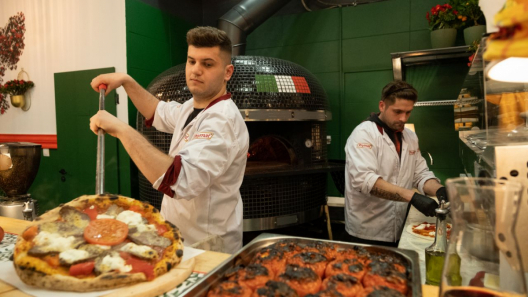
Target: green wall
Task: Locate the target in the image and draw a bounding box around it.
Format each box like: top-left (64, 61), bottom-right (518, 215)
top-left (246, 0), bottom-right (468, 196)
top-left (125, 0), bottom-right (195, 198)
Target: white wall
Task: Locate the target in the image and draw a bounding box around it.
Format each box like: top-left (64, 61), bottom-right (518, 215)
top-left (0, 0), bottom-right (128, 135)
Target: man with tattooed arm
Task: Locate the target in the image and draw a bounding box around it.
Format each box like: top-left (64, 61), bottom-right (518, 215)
top-left (343, 81), bottom-right (448, 247)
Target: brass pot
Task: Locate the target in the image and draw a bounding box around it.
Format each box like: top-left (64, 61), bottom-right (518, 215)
top-left (11, 95), bottom-right (25, 108)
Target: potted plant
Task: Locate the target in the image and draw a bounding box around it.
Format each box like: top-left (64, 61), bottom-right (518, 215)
top-left (0, 79), bottom-right (34, 109)
top-left (456, 0), bottom-right (487, 45)
top-left (427, 3), bottom-right (464, 48)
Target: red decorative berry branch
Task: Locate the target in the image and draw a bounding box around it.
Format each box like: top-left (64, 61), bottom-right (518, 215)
top-left (0, 12), bottom-right (26, 84)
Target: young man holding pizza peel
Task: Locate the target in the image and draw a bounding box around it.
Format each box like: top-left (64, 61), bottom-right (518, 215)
top-left (89, 26), bottom-right (249, 254)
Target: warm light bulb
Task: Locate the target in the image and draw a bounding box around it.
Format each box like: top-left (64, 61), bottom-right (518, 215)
top-left (486, 58), bottom-right (528, 83)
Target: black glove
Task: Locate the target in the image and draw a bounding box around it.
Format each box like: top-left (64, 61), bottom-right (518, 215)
top-left (410, 193), bottom-right (439, 217)
top-left (436, 187), bottom-right (448, 202)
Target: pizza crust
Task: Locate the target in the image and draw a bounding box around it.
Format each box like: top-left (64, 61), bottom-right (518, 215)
top-left (13, 194), bottom-right (184, 292)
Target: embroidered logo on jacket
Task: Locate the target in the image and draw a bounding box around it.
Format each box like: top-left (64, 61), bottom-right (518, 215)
top-left (183, 133), bottom-right (190, 142)
top-left (409, 150), bottom-right (416, 155)
top-left (193, 132), bottom-right (214, 140)
top-left (357, 143), bottom-right (373, 149)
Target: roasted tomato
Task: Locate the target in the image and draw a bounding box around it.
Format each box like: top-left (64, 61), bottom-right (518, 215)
top-left (250, 247), bottom-right (286, 276)
top-left (356, 286), bottom-right (405, 297)
top-left (277, 264), bottom-right (322, 297)
top-left (228, 264), bottom-right (275, 291)
top-left (321, 274), bottom-right (362, 297)
top-left (286, 252), bottom-right (328, 278)
top-left (362, 261), bottom-right (408, 295)
top-left (252, 280), bottom-right (298, 297)
top-left (207, 280), bottom-right (253, 297)
top-left (325, 258), bottom-right (366, 281)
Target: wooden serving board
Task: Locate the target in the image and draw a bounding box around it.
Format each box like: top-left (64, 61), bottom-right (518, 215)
top-left (102, 257), bottom-right (195, 297)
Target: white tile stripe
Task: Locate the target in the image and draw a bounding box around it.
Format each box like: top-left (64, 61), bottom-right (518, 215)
top-left (274, 75), bottom-right (297, 93)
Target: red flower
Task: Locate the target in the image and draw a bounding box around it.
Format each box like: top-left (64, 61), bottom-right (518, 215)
top-left (435, 4), bottom-right (441, 10)
top-left (453, 10), bottom-right (458, 15)
top-left (426, 12), bottom-right (430, 21)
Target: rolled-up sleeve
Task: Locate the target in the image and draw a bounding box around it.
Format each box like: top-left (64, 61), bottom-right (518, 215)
top-left (345, 126), bottom-right (381, 194)
top-left (153, 111), bottom-right (238, 199)
top-left (150, 101), bottom-right (183, 133)
top-left (412, 147), bottom-right (440, 194)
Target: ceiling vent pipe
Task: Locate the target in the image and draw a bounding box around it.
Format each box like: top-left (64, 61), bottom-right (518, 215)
top-left (218, 0), bottom-right (290, 56)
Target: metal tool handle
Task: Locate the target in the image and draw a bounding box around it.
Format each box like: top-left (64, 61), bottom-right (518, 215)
top-left (96, 84), bottom-right (107, 195)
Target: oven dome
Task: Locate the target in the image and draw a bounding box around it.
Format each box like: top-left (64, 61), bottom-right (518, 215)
top-left (146, 56), bottom-right (331, 121)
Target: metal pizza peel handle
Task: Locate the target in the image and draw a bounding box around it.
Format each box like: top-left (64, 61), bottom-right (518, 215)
top-left (96, 84), bottom-right (107, 195)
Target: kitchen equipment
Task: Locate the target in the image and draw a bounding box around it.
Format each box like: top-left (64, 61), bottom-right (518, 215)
top-left (0, 142), bottom-right (41, 220)
top-left (425, 201), bottom-right (451, 286)
top-left (443, 177), bottom-right (526, 296)
top-left (184, 233), bottom-right (423, 296)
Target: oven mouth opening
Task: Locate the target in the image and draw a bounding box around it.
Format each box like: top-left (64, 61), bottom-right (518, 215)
top-left (245, 136), bottom-right (297, 173)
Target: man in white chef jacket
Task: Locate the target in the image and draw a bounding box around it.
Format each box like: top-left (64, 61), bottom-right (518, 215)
top-left (344, 80), bottom-right (448, 247)
top-left (89, 27), bottom-right (249, 253)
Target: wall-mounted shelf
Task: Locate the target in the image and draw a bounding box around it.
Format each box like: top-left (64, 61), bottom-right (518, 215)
top-left (391, 46), bottom-right (471, 81)
top-left (414, 98), bottom-right (483, 107)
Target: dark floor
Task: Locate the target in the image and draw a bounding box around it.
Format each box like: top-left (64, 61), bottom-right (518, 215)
top-left (242, 216), bottom-right (349, 245)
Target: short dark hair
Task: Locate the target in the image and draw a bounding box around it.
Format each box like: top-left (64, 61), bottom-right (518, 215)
top-left (381, 81), bottom-right (418, 105)
top-left (186, 26), bottom-right (232, 59)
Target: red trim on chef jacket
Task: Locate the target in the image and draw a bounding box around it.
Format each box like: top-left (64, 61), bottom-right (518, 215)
top-left (375, 123), bottom-right (383, 135)
top-left (158, 155), bottom-right (182, 198)
top-left (205, 93), bottom-right (231, 110)
top-left (145, 117), bottom-right (154, 128)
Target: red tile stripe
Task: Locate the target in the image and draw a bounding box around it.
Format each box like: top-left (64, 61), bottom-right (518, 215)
top-left (0, 134), bottom-right (57, 149)
top-left (291, 76), bottom-right (310, 93)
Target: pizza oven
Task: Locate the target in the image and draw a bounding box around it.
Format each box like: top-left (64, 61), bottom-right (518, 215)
top-left (137, 56), bottom-right (343, 231)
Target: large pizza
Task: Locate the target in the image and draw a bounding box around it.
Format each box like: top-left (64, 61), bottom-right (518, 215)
top-left (12, 194), bottom-right (184, 292)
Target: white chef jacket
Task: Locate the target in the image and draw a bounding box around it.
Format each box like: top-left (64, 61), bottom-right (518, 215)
top-left (149, 94), bottom-right (249, 253)
top-left (344, 121), bottom-right (439, 242)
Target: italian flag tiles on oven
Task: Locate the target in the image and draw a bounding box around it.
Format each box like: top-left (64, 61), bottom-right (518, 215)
top-left (255, 75), bottom-right (311, 94)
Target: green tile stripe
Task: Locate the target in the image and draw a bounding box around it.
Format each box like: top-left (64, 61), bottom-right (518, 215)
top-left (255, 74), bottom-right (278, 92)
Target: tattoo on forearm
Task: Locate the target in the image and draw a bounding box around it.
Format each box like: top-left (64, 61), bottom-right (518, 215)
top-left (370, 187), bottom-right (407, 202)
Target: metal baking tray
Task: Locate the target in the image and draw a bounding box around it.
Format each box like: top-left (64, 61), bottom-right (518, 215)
top-left (184, 233), bottom-right (422, 297)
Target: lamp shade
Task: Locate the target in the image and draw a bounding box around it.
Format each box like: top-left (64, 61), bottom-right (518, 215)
top-left (484, 0), bottom-right (528, 82)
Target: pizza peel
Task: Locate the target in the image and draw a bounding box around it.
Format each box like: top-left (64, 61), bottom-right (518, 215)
top-left (91, 84), bottom-right (195, 296)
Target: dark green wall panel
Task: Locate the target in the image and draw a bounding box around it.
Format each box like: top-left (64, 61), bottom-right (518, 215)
top-left (314, 72), bottom-right (340, 159)
top-left (342, 0), bottom-right (410, 39)
top-left (286, 42), bottom-right (340, 74)
top-left (342, 70), bottom-right (395, 158)
top-left (282, 9), bottom-right (341, 45)
top-left (246, 16), bottom-right (286, 50)
top-left (126, 0), bottom-right (171, 41)
top-left (127, 33), bottom-right (172, 73)
top-left (410, 30), bottom-right (431, 50)
top-left (342, 33), bottom-right (410, 72)
top-left (247, 42), bottom-right (340, 74)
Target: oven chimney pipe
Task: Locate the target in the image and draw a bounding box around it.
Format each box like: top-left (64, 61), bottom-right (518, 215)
top-left (218, 0), bottom-right (290, 56)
